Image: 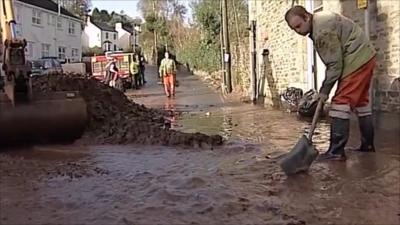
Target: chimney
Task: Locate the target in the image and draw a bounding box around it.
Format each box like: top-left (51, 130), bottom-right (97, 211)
top-left (115, 22), bottom-right (122, 30)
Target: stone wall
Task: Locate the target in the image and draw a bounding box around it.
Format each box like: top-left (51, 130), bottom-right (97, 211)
top-left (338, 0), bottom-right (400, 112)
top-left (371, 1), bottom-right (400, 112)
top-left (249, 0), bottom-right (308, 107)
top-left (249, 0), bottom-right (400, 112)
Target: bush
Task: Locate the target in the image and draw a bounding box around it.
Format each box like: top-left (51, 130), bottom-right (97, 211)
top-left (176, 39), bottom-right (220, 73)
top-left (83, 47), bottom-right (104, 57)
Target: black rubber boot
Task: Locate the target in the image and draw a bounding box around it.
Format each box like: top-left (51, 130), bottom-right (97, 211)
top-left (348, 115), bottom-right (375, 152)
top-left (318, 118), bottom-right (349, 161)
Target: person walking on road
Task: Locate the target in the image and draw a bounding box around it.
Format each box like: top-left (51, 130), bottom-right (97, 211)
top-left (159, 52), bottom-right (177, 97)
top-left (285, 6), bottom-right (377, 161)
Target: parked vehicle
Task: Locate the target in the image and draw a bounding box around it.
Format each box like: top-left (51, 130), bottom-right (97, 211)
top-left (29, 58), bottom-right (63, 76)
top-left (90, 52), bottom-right (136, 91)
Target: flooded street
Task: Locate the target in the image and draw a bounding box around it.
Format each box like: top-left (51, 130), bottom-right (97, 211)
top-left (1, 66), bottom-right (399, 225)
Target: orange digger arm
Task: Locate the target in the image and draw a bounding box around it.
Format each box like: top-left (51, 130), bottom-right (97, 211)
top-left (0, 0), bottom-right (31, 105)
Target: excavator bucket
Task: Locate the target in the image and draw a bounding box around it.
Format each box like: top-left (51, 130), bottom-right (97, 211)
top-left (0, 91), bottom-right (87, 144)
top-left (0, 0), bottom-right (87, 144)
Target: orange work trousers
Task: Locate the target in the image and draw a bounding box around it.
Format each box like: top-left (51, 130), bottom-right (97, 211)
top-left (163, 73), bottom-right (175, 96)
top-left (330, 57), bottom-right (376, 119)
top-left (332, 57), bottom-right (376, 108)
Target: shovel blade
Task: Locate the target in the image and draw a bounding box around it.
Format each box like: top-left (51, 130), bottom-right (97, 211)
top-left (279, 135), bottom-right (319, 175)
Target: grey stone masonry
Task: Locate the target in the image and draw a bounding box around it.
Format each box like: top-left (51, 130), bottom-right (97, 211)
top-left (249, 0), bottom-right (400, 112)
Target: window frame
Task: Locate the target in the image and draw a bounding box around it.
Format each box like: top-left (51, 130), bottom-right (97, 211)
top-left (58, 46), bottom-right (66, 60)
top-left (57, 17), bottom-right (63, 29)
top-left (68, 21), bottom-right (75, 34)
top-left (41, 44), bottom-right (50, 58)
top-left (32, 9), bottom-right (42, 25)
top-left (48, 14), bottom-right (56, 25)
top-left (71, 48), bottom-right (79, 57)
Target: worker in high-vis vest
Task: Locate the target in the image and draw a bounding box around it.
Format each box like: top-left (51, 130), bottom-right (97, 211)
top-left (130, 54), bottom-right (140, 89)
top-left (285, 6), bottom-right (376, 161)
top-left (159, 52), bottom-right (177, 97)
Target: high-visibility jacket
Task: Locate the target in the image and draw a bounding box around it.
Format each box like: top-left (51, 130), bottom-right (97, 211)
top-left (310, 11), bottom-right (376, 95)
top-left (159, 58), bottom-right (176, 77)
top-left (130, 61), bottom-right (139, 75)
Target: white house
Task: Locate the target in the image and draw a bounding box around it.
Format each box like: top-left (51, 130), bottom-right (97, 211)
top-left (115, 22), bottom-right (142, 52)
top-left (14, 0), bottom-right (82, 62)
top-left (115, 22), bottom-right (133, 51)
top-left (82, 16), bottom-right (118, 52)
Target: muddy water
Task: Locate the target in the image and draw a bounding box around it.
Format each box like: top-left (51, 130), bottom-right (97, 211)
top-left (1, 66), bottom-right (399, 225)
top-left (174, 101), bottom-right (400, 225)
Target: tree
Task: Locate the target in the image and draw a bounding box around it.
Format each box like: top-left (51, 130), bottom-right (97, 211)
top-left (136, 0), bottom-right (249, 91)
top-left (179, 0), bottom-right (221, 72)
top-left (83, 46), bottom-right (103, 56)
top-left (137, 0), bottom-right (170, 63)
top-left (91, 8), bottom-right (100, 19)
top-left (168, 0), bottom-right (188, 49)
top-left (91, 8), bottom-right (135, 30)
top-left (137, 0), bottom-right (168, 18)
top-left (51, 0), bottom-right (91, 22)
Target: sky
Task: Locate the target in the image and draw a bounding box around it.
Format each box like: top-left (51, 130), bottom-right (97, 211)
top-left (91, 0), bottom-right (141, 18)
top-left (91, 0), bottom-right (192, 21)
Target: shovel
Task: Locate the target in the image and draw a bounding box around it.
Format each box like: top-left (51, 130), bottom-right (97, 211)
top-left (279, 99), bottom-right (324, 175)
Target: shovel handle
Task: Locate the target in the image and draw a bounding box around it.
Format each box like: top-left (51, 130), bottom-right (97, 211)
top-left (307, 99), bottom-right (324, 141)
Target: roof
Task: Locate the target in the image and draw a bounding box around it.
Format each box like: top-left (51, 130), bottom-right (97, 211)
top-left (18, 0), bottom-right (80, 20)
top-left (122, 25), bottom-right (133, 34)
top-left (91, 20), bottom-right (117, 32)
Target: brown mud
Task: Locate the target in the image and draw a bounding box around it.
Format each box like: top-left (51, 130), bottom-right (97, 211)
top-left (31, 74), bottom-right (222, 148)
top-left (0, 67), bottom-right (398, 225)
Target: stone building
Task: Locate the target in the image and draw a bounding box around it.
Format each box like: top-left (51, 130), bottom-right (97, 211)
top-left (249, 0), bottom-right (400, 112)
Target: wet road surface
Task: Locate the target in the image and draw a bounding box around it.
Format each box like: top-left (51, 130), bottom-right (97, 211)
top-left (1, 66), bottom-right (399, 225)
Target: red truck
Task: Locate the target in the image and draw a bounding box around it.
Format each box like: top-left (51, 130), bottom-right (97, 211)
top-left (90, 52), bottom-right (135, 92)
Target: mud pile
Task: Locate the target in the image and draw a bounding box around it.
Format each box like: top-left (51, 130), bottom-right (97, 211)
top-left (31, 74), bottom-right (223, 148)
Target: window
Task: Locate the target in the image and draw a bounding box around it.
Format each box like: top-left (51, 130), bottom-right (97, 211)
top-left (32, 9), bottom-right (42, 25)
top-left (71, 48), bottom-right (78, 57)
top-left (114, 33), bottom-right (117, 40)
top-left (41, 44), bottom-right (50, 57)
top-left (103, 42), bottom-right (111, 51)
top-left (57, 18), bottom-right (62, 29)
top-left (113, 44), bottom-right (117, 51)
top-left (105, 32), bottom-right (109, 39)
top-left (107, 43), bottom-right (111, 51)
top-left (68, 22), bottom-right (75, 34)
top-left (58, 46), bottom-right (66, 60)
top-left (48, 14), bottom-right (56, 25)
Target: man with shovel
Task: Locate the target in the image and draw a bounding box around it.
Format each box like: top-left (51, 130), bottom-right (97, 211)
top-left (285, 6), bottom-right (376, 161)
